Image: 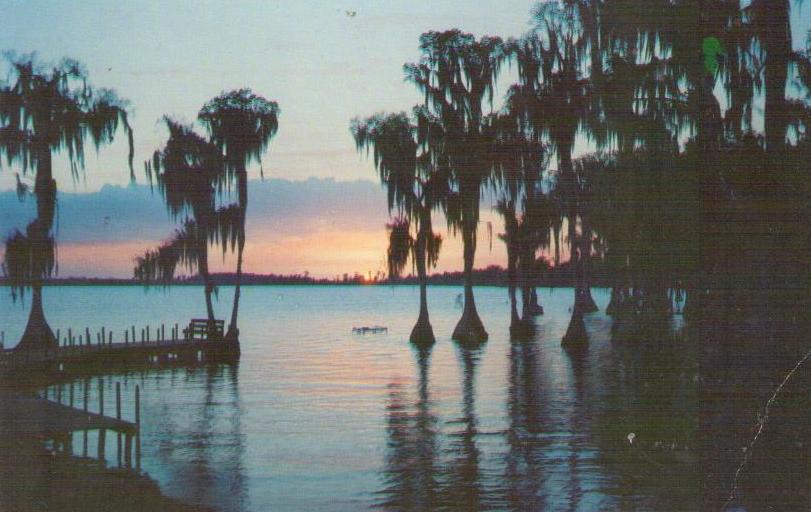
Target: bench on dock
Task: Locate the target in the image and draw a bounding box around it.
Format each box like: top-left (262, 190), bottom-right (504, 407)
top-left (183, 319), bottom-right (225, 341)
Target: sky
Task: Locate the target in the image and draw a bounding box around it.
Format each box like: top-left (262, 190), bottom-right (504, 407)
top-left (0, 0), bottom-right (541, 278)
top-left (1, 1), bottom-right (809, 278)
top-left (0, 0), bottom-right (538, 191)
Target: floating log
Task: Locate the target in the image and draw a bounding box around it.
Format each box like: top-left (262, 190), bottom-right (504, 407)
top-left (352, 326), bottom-right (388, 334)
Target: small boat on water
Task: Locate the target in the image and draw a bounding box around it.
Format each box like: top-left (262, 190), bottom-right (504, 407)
top-left (352, 326), bottom-right (388, 334)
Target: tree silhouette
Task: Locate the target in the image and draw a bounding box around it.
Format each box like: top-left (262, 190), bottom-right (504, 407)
top-left (405, 30), bottom-right (506, 344)
top-left (199, 89), bottom-right (279, 341)
top-left (0, 55), bottom-right (133, 350)
top-left (506, 6), bottom-right (600, 329)
top-left (135, 118), bottom-right (237, 332)
top-left (351, 110), bottom-right (447, 344)
top-left (491, 112), bottom-right (551, 334)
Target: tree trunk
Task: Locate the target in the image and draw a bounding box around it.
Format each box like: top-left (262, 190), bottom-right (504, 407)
top-left (559, 142), bottom-right (582, 315)
top-left (763, 0), bottom-right (790, 153)
top-left (508, 248), bottom-right (521, 330)
top-left (562, 310), bottom-right (588, 349)
top-left (503, 206), bottom-right (521, 331)
top-left (15, 147), bottom-right (56, 352)
top-left (606, 286), bottom-right (622, 316)
top-left (410, 217), bottom-right (435, 345)
top-left (17, 285), bottom-right (56, 351)
top-left (452, 197), bottom-right (487, 344)
top-left (198, 236), bottom-right (217, 336)
top-left (226, 167), bottom-right (248, 342)
top-left (519, 233), bottom-right (542, 320)
top-left (576, 215), bottom-right (599, 313)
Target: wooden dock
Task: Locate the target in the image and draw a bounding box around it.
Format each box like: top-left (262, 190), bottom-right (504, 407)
top-left (0, 320), bottom-right (239, 376)
top-left (0, 390), bottom-right (137, 437)
top-left (1, 380), bottom-right (142, 468)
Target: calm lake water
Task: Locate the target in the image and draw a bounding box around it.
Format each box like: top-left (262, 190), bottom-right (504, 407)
top-left (1, 285), bottom-right (698, 511)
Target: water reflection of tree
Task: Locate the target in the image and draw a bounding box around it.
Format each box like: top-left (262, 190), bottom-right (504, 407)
top-left (593, 320), bottom-right (699, 509)
top-left (379, 344), bottom-right (488, 511)
top-left (149, 363), bottom-right (248, 512)
top-left (444, 346), bottom-right (484, 510)
top-left (378, 345), bottom-right (439, 510)
top-left (503, 339), bottom-right (547, 510)
top-left (563, 342), bottom-right (589, 511)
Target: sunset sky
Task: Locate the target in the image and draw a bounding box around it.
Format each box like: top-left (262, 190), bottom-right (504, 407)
top-left (1, 1), bottom-right (809, 278)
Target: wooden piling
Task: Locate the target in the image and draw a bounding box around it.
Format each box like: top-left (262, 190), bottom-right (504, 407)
top-left (161, 324), bottom-right (165, 341)
top-left (135, 385), bottom-right (140, 426)
top-left (125, 330), bottom-right (128, 345)
top-left (83, 378), bottom-right (89, 412)
top-left (124, 434), bottom-right (132, 468)
top-left (69, 381), bottom-right (74, 407)
top-left (146, 326), bottom-right (150, 342)
top-left (131, 326), bottom-right (136, 344)
top-left (98, 429), bottom-right (106, 463)
top-left (98, 378), bottom-right (104, 416)
top-left (102, 327), bottom-right (106, 345)
top-left (86, 328), bottom-right (91, 347)
top-left (115, 382), bottom-right (121, 419)
top-left (109, 331), bottom-right (112, 345)
top-left (135, 432), bottom-right (141, 471)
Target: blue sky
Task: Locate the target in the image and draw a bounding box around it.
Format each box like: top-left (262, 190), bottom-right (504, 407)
top-left (0, 0), bottom-right (537, 192)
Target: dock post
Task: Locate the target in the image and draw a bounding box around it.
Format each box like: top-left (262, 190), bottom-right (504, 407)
top-left (86, 328), bottom-right (91, 348)
top-left (125, 330), bottom-right (128, 345)
top-left (82, 378), bottom-right (89, 458)
top-left (98, 379), bottom-right (106, 464)
top-left (135, 431), bottom-right (141, 471)
top-left (146, 326), bottom-right (150, 342)
top-left (135, 384), bottom-right (141, 471)
top-left (68, 328), bottom-right (72, 347)
top-left (99, 378), bottom-right (104, 416)
top-left (56, 329), bottom-right (60, 345)
top-left (98, 428), bottom-right (106, 464)
top-left (102, 327), bottom-right (106, 345)
top-left (132, 326), bottom-right (136, 344)
top-left (124, 434), bottom-right (132, 468)
top-left (116, 382), bottom-right (121, 419)
top-left (109, 331), bottom-right (112, 345)
top-left (116, 382), bottom-right (122, 467)
top-left (135, 385), bottom-right (140, 426)
top-left (69, 381), bottom-right (74, 407)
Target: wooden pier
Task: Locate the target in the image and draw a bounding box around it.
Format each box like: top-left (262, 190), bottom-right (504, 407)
top-left (1, 389), bottom-right (137, 437)
top-left (1, 379), bottom-right (142, 469)
top-left (0, 319), bottom-right (239, 376)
